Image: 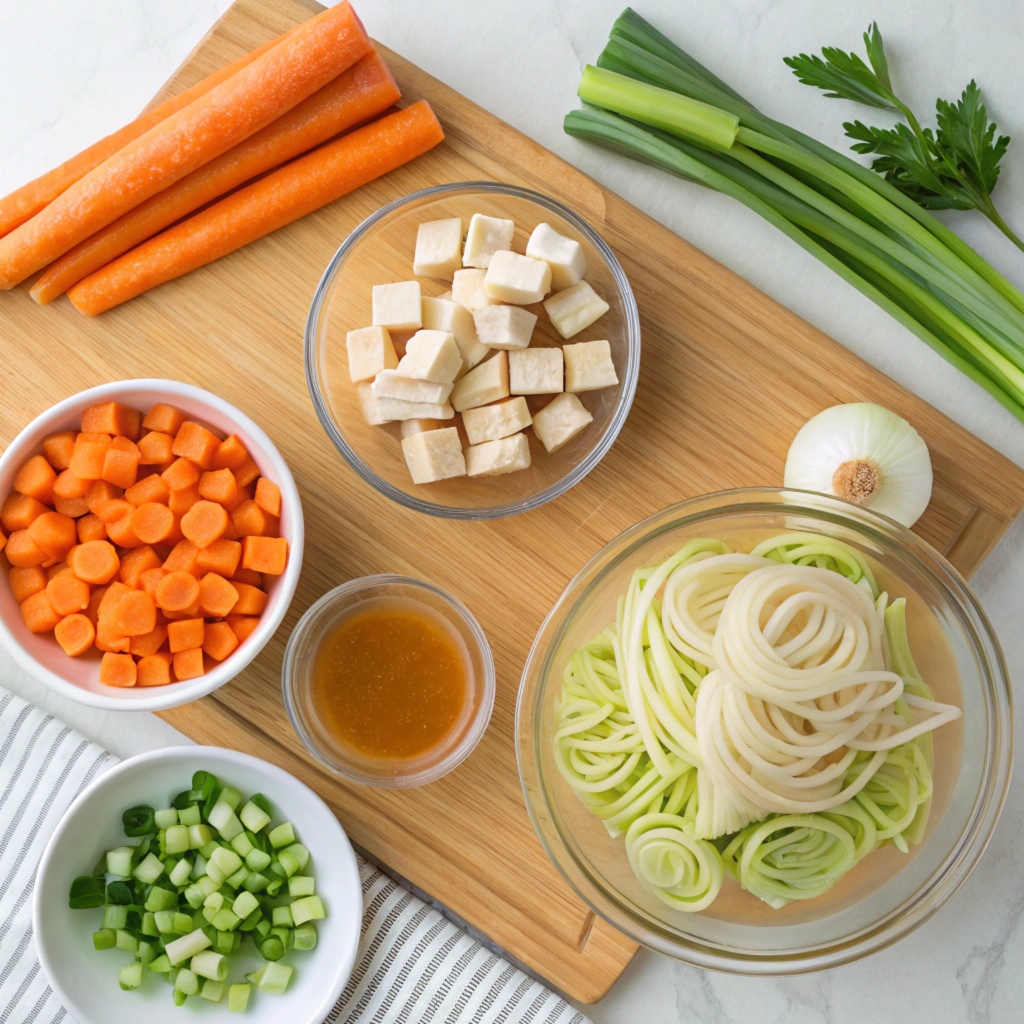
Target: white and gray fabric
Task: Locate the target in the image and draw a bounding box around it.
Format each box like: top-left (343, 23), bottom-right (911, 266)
top-left (0, 691), bottom-right (589, 1024)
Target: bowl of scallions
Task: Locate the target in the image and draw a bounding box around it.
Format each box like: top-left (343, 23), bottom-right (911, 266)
top-left (32, 746), bottom-right (361, 1024)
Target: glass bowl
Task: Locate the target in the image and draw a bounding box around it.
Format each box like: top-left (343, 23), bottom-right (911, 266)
top-left (283, 574), bottom-right (495, 787)
top-left (304, 182), bottom-right (640, 519)
top-left (516, 488), bottom-right (1012, 974)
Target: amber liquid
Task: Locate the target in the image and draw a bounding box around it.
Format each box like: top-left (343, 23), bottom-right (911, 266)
top-left (310, 596), bottom-right (471, 761)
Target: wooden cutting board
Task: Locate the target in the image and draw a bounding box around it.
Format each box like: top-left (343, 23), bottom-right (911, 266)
top-left (3, 0), bottom-right (1024, 1002)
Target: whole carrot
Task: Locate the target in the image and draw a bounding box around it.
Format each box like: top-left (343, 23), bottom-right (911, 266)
top-left (31, 51), bottom-right (400, 305)
top-left (68, 101), bottom-right (445, 315)
top-left (0, 26), bottom-right (301, 241)
top-left (0, 1), bottom-right (372, 289)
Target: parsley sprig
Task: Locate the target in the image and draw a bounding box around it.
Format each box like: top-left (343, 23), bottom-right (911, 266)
top-left (785, 23), bottom-right (1022, 252)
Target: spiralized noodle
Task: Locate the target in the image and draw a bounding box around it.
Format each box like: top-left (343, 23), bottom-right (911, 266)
top-left (625, 814), bottom-right (723, 911)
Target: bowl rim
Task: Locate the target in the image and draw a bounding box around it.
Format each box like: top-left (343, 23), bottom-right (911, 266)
top-left (0, 379), bottom-right (305, 712)
top-left (31, 744), bottom-right (361, 1024)
top-left (304, 180), bottom-right (641, 520)
top-left (515, 486), bottom-right (1013, 974)
top-left (281, 573), bottom-right (496, 788)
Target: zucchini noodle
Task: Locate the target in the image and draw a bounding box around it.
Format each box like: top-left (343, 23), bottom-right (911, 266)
top-left (552, 532), bottom-right (961, 912)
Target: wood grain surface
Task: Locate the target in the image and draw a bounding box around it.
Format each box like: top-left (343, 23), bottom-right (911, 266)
top-left (3, 0), bottom-right (1024, 1002)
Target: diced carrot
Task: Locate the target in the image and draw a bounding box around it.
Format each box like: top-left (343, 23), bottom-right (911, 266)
top-left (212, 435), bottom-right (249, 471)
top-left (9, 565), bottom-right (47, 602)
top-left (76, 513), bottom-right (107, 543)
top-left (162, 457), bottom-right (201, 491)
top-left (111, 435), bottom-right (140, 456)
top-left (203, 621), bottom-right (239, 662)
top-left (20, 590), bottom-right (61, 633)
top-left (142, 403), bottom-right (187, 435)
top-left (54, 613), bottom-right (96, 657)
top-left (45, 559), bottom-right (73, 580)
top-left (231, 566), bottom-right (262, 587)
top-left (28, 512), bottom-right (77, 560)
top-left (41, 431), bottom-right (76, 471)
top-left (230, 499), bottom-right (274, 538)
top-left (85, 481), bottom-right (123, 515)
top-left (172, 422), bottom-right (221, 470)
top-left (2, 493), bottom-right (50, 533)
top-left (113, 590), bottom-right (157, 637)
top-left (130, 502), bottom-right (174, 544)
top-left (196, 538), bottom-right (241, 578)
top-left (96, 621), bottom-right (131, 653)
top-left (0, 525), bottom-right (6, 553)
top-left (168, 617), bottom-right (204, 653)
top-left (163, 600), bottom-right (202, 621)
top-left (173, 648), bottom-right (205, 681)
top-left (14, 455), bottom-right (58, 504)
top-left (129, 623), bottom-right (168, 658)
top-left (137, 651), bottom-right (174, 686)
top-left (69, 435), bottom-right (110, 480)
top-left (226, 614), bottom-right (260, 643)
top-left (138, 567), bottom-right (168, 594)
top-left (241, 535), bottom-right (288, 576)
top-left (54, 495), bottom-right (91, 518)
top-left (99, 652), bottom-right (136, 687)
top-left (155, 570), bottom-right (200, 611)
top-left (167, 484), bottom-right (201, 518)
top-left (97, 580), bottom-right (131, 619)
top-left (233, 456), bottom-right (261, 489)
top-left (254, 477), bottom-right (282, 517)
top-left (76, 431), bottom-right (110, 444)
top-left (45, 573), bottom-right (90, 615)
top-left (198, 468), bottom-right (238, 508)
top-left (180, 501), bottom-right (228, 549)
top-left (125, 473), bottom-right (170, 506)
top-left (221, 515), bottom-right (240, 541)
top-left (102, 445), bottom-right (140, 489)
top-left (198, 573), bottom-right (239, 617)
top-left (53, 469), bottom-right (90, 501)
top-left (119, 545), bottom-right (162, 588)
top-left (230, 583), bottom-right (268, 616)
top-left (106, 514), bottom-right (142, 549)
top-left (94, 497), bottom-right (133, 525)
top-left (85, 585), bottom-right (107, 625)
top-left (82, 401), bottom-right (142, 440)
top-left (70, 539), bottom-right (120, 584)
top-left (163, 539), bottom-right (200, 575)
top-left (137, 431), bottom-right (175, 465)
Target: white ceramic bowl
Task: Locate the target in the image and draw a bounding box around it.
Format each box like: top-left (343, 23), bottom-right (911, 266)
top-left (33, 746), bottom-right (362, 1024)
top-left (0, 380), bottom-right (304, 711)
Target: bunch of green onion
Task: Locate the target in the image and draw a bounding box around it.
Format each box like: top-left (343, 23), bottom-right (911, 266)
top-left (565, 9), bottom-right (1024, 422)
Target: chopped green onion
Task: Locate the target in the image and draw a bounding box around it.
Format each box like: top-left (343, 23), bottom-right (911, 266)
top-left (201, 978), bottom-right (225, 1003)
top-left (267, 822), bottom-right (295, 849)
top-left (165, 927), bottom-right (212, 966)
top-left (271, 905), bottom-right (293, 928)
top-left (144, 886), bottom-right (177, 913)
top-left (154, 807), bottom-right (178, 829)
top-left (210, 908), bottom-right (240, 932)
top-left (174, 967), bottom-right (200, 996)
top-left (232, 891), bottom-right (259, 920)
top-left (177, 804), bottom-right (201, 828)
top-left (290, 895), bottom-right (325, 925)
top-left (245, 848), bottom-right (272, 873)
top-left (122, 804), bottom-right (156, 837)
top-left (132, 852), bottom-right (165, 885)
top-left (256, 961), bottom-right (293, 995)
top-left (100, 904), bottom-right (128, 930)
top-left (92, 928), bottom-right (116, 951)
top-left (187, 824), bottom-right (213, 850)
top-left (230, 832), bottom-right (254, 858)
top-left (239, 800), bottom-right (272, 833)
top-left (259, 936), bottom-right (284, 961)
top-left (227, 983), bottom-right (251, 1012)
top-left (118, 962), bottom-right (143, 991)
top-left (190, 950), bottom-right (229, 982)
top-left (115, 929), bottom-right (138, 953)
top-left (168, 858), bottom-right (192, 887)
top-left (148, 954), bottom-right (172, 973)
top-left (292, 922), bottom-right (317, 951)
top-left (105, 847), bottom-right (134, 878)
top-left (287, 875), bottom-right (315, 898)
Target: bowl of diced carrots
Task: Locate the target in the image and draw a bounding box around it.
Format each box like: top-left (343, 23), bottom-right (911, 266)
top-left (0, 380), bottom-right (303, 710)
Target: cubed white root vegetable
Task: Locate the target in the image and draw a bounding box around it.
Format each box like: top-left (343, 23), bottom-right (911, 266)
top-left (372, 281), bottom-right (422, 331)
top-left (461, 397), bottom-right (532, 445)
top-left (483, 250), bottom-right (552, 304)
top-left (543, 280), bottom-right (610, 339)
top-left (531, 392), bottom-right (594, 452)
top-left (472, 305), bottom-right (537, 350)
top-left (451, 351), bottom-right (509, 411)
top-left (357, 383), bottom-right (393, 425)
top-left (346, 326), bottom-right (398, 383)
top-left (466, 433), bottom-right (532, 476)
top-left (413, 217), bottom-right (463, 278)
top-left (375, 396), bottom-right (455, 421)
top-left (526, 223), bottom-right (587, 291)
top-left (422, 297), bottom-right (490, 369)
top-left (395, 330), bottom-right (463, 383)
top-left (509, 347), bottom-right (564, 395)
top-left (371, 371), bottom-right (453, 405)
top-left (401, 427), bottom-right (467, 483)
top-left (399, 418), bottom-right (445, 439)
top-left (564, 339), bottom-right (618, 392)
top-left (462, 213), bottom-right (514, 268)
top-left (452, 268), bottom-right (501, 312)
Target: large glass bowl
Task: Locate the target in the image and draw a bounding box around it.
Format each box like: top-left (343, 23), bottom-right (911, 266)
top-left (516, 488), bottom-right (1012, 974)
top-left (304, 182), bottom-right (640, 519)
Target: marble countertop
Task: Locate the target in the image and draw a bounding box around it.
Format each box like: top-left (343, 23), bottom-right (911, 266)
top-left (3, 1), bottom-right (1023, 1021)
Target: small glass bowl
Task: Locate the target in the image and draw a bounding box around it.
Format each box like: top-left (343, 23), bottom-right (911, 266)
top-left (283, 575), bottom-right (495, 788)
top-left (304, 181), bottom-right (641, 519)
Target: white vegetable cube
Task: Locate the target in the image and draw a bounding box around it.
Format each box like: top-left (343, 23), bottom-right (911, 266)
top-left (451, 351), bottom-right (509, 411)
top-left (422, 298), bottom-right (490, 369)
top-left (531, 393), bottom-right (593, 452)
top-left (399, 418), bottom-right (445, 439)
top-left (466, 433), bottom-right (532, 477)
top-left (401, 427), bottom-right (467, 484)
top-left (461, 397), bottom-right (532, 445)
top-left (543, 280), bottom-right (610, 339)
top-left (371, 371), bottom-right (453, 405)
top-left (564, 339), bottom-right (618, 392)
top-left (462, 213), bottom-right (514, 269)
top-left (413, 218), bottom-right (462, 278)
top-left (472, 305), bottom-right (536, 350)
top-left (509, 347), bottom-right (564, 395)
top-left (395, 330), bottom-right (462, 383)
top-left (526, 222), bottom-right (587, 291)
top-left (452, 269), bottom-right (500, 312)
top-left (356, 383), bottom-right (392, 425)
top-left (372, 281), bottom-right (422, 331)
top-left (483, 250), bottom-right (552, 304)
top-left (375, 396), bottom-right (454, 421)
top-left (346, 326), bottom-right (398, 383)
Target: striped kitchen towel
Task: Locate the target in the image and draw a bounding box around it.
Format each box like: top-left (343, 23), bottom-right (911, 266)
top-left (0, 691), bottom-right (589, 1024)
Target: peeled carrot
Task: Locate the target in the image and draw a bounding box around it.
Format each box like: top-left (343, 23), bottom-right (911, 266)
top-left (131, 624), bottom-right (168, 659)
top-left (168, 618), bottom-right (205, 653)
top-left (163, 540), bottom-right (200, 576)
top-left (46, 574), bottom-right (90, 616)
top-left (198, 468), bottom-right (238, 508)
top-left (143, 403), bottom-right (186, 435)
top-left (28, 511), bottom-right (77, 560)
top-left (131, 502), bottom-right (175, 544)
top-left (5, 530), bottom-right (46, 568)
top-left (198, 573), bottom-right (239, 618)
top-left (203, 621), bottom-right (239, 662)
top-left (31, 52), bottom-right (400, 303)
top-left (68, 101), bottom-right (445, 314)
top-left (113, 590), bottom-right (157, 637)
top-left (85, 481), bottom-right (122, 515)
top-left (230, 583), bottom-right (268, 616)
top-left (137, 431), bottom-right (175, 465)
top-left (241, 535), bottom-right (288, 576)
top-left (102, 440), bottom-right (141, 489)
top-left (196, 538), bottom-right (241, 579)
top-left (125, 473), bottom-right (171, 507)
top-left (99, 652), bottom-right (137, 687)
top-left (173, 422), bottom-right (221, 469)
top-left (138, 567), bottom-right (169, 594)
top-left (231, 499), bottom-right (277, 538)
top-left (137, 651), bottom-right (174, 686)
top-left (234, 458), bottom-right (260, 490)
top-left (76, 513), bottom-right (107, 543)
top-left (82, 401), bottom-right (142, 439)
top-left (54, 613), bottom-right (96, 657)
top-left (254, 478), bottom-right (282, 517)
top-left (14, 455), bottom-right (58, 504)
top-left (2, 493), bottom-right (49, 532)
top-left (42, 431), bottom-right (77, 471)
top-left (119, 545), bottom-right (162, 588)
top-left (0, 26), bottom-right (303, 240)
top-left (9, 565), bottom-right (47, 603)
top-left (180, 501), bottom-right (228, 549)
top-left (173, 648), bottom-right (205, 681)
top-left (156, 570), bottom-right (200, 612)
top-left (21, 590), bottom-right (61, 633)
top-left (162, 457), bottom-right (201, 491)
top-left (212, 435), bottom-right (249, 471)
top-left (227, 614), bottom-right (260, 643)
top-left (0, 3), bottom-right (372, 288)
top-left (70, 540), bottom-right (120, 584)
